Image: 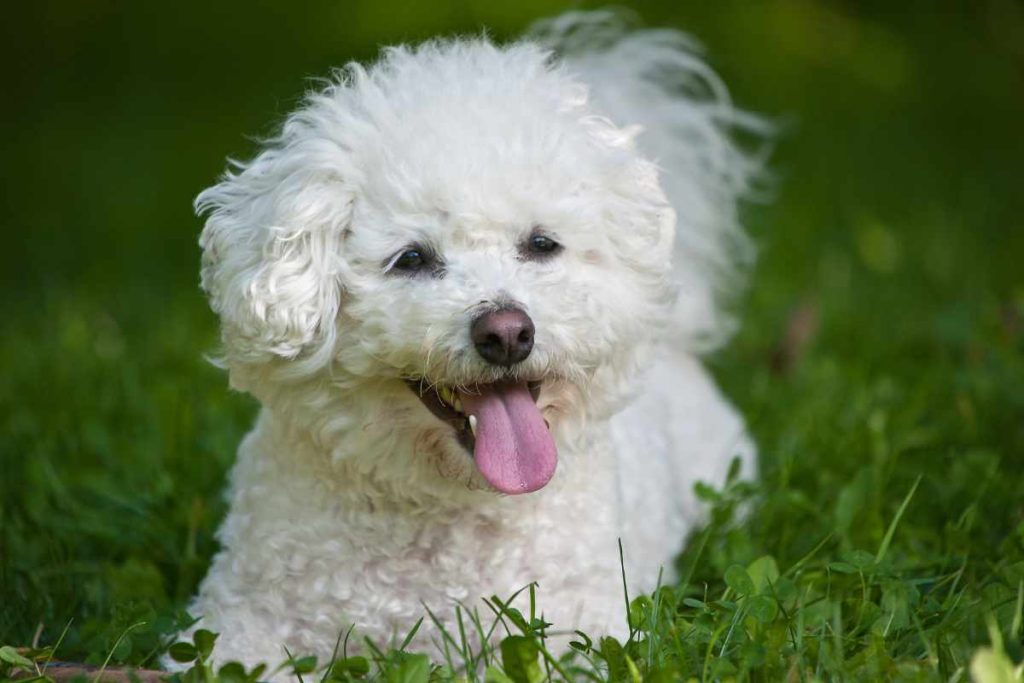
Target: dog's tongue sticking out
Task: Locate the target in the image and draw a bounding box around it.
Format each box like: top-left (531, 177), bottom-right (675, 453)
top-left (459, 382), bottom-right (557, 494)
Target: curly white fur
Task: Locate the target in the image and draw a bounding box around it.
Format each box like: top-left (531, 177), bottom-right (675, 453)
top-left (180, 11), bottom-right (765, 675)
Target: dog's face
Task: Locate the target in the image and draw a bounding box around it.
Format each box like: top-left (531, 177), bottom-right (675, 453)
top-left (198, 41), bottom-right (676, 494)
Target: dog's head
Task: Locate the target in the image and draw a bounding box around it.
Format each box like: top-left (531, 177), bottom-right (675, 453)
top-left (197, 39), bottom-right (678, 495)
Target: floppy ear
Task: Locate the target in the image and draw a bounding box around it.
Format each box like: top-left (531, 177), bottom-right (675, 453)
top-left (196, 142), bottom-right (354, 377)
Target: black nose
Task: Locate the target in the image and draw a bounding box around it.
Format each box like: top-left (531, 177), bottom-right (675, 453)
top-left (471, 307), bottom-right (535, 367)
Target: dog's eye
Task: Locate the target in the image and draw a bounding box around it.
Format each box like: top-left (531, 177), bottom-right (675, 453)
top-left (521, 231), bottom-right (563, 260)
top-left (387, 246), bottom-right (442, 276)
top-left (393, 249), bottom-right (426, 270)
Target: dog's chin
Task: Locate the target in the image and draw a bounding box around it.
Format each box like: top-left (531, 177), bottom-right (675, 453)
top-left (404, 377), bottom-right (558, 495)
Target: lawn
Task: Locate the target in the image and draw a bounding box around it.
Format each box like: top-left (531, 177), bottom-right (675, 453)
top-left (2, 1), bottom-right (1022, 681)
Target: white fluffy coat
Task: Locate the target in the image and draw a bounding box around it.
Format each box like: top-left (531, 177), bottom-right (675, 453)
top-left (182, 11), bottom-right (764, 673)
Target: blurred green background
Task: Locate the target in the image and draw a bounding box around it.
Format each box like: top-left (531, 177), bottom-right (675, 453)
top-left (2, 0), bottom-right (1023, 666)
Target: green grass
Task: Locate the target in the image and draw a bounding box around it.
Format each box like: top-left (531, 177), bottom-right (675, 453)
top-left (2, 1), bottom-right (1023, 681)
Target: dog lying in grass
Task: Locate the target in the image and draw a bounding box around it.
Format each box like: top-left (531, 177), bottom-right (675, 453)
top-left (181, 10), bottom-right (764, 673)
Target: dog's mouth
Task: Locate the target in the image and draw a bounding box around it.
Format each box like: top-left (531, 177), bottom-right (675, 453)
top-left (405, 379), bottom-right (557, 495)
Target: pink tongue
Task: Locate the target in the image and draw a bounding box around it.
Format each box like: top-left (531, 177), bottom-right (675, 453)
top-left (459, 382), bottom-right (557, 494)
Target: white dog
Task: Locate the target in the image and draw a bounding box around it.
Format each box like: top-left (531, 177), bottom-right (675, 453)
top-left (183, 11), bottom-right (764, 673)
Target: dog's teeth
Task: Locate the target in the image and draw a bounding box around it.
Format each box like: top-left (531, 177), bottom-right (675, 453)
top-left (453, 397), bottom-right (463, 413)
top-left (469, 415), bottom-right (477, 436)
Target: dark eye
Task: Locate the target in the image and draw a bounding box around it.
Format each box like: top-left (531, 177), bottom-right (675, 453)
top-left (521, 231), bottom-right (562, 260)
top-left (387, 245), bottom-right (443, 277)
top-left (392, 249), bottom-right (426, 271)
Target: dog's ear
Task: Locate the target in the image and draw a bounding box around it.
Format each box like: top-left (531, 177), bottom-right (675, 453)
top-left (196, 141), bottom-right (354, 375)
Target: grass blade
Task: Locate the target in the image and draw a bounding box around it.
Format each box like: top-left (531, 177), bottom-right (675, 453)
top-left (875, 475), bottom-right (922, 564)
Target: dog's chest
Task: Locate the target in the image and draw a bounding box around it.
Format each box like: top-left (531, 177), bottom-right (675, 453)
top-left (327, 459), bottom-right (621, 604)
top-left (209, 416), bottom-right (632, 655)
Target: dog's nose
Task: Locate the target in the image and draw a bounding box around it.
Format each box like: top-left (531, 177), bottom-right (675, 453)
top-left (471, 307), bottom-right (535, 367)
